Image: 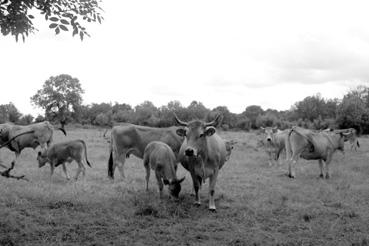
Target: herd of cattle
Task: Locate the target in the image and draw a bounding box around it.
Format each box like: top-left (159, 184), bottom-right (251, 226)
top-left (0, 116), bottom-right (360, 211)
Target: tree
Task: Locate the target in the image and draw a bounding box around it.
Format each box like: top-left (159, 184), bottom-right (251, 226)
top-left (0, 0), bottom-right (103, 41)
top-left (187, 101), bottom-right (210, 120)
top-left (30, 74), bottom-right (84, 128)
top-left (294, 94), bottom-right (326, 121)
top-left (18, 114), bottom-right (34, 125)
top-left (336, 89), bottom-right (369, 133)
top-left (0, 102), bottom-right (21, 123)
top-left (243, 105), bottom-right (264, 129)
top-left (134, 101), bottom-right (158, 126)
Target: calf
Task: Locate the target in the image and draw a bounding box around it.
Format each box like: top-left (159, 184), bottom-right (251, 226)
top-left (37, 139), bottom-right (91, 180)
top-left (143, 141), bottom-right (185, 199)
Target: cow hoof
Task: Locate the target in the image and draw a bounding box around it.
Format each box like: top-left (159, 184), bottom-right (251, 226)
top-left (319, 174), bottom-right (324, 179)
top-left (288, 173), bottom-right (295, 179)
top-left (325, 175), bottom-right (330, 179)
top-left (209, 208), bottom-right (217, 213)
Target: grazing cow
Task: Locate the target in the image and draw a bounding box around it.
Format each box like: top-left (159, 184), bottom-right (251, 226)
top-left (37, 139), bottom-right (91, 180)
top-left (260, 127), bottom-right (289, 166)
top-left (175, 114), bottom-right (226, 211)
top-left (0, 121), bottom-right (66, 166)
top-left (286, 126), bottom-right (348, 179)
top-left (108, 123), bottom-right (184, 179)
top-left (143, 141), bottom-right (185, 198)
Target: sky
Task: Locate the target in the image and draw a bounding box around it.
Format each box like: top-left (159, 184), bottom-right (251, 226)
top-left (1, 0), bottom-right (369, 117)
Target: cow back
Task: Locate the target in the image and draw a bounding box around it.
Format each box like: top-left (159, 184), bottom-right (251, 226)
top-left (112, 124), bottom-right (183, 158)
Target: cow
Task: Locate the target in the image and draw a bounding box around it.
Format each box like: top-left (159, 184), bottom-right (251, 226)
top-left (260, 127), bottom-right (289, 166)
top-left (285, 126), bottom-right (349, 179)
top-left (0, 121), bottom-right (66, 167)
top-left (37, 139), bottom-right (91, 180)
top-left (174, 114), bottom-right (226, 211)
top-left (225, 140), bottom-right (236, 161)
top-left (143, 141), bottom-right (185, 199)
top-left (108, 123), bottom-right (184, 179)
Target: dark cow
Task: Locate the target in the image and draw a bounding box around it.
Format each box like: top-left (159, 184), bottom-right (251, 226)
top-left (108, 123), bottom-right (183, 179)
top-left (175, 114), bottom-right (226, 211)
top-left (37, 139), bottom-right (91, 180)
top-left (286, 126), bottom-right (349, 179)
top-left (0, 121), bottom-right (66, 166)
top-left (260, 127), bottom-right (289, 166)
top-left (143, 141), bottom-right (185, 199)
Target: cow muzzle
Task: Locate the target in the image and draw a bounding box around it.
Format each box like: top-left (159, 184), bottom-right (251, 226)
top-left (185, 147), bottom-right (197, 157)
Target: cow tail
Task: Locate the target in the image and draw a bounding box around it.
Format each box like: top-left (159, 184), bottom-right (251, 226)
top-left (357, 140), bottom-right (360, 148)
top-left (108, 151), bottom-right (114, 179)
top-left (285, 128), bottom-right (294, 161)
top-left (81, 140), bottom-right (92, 168)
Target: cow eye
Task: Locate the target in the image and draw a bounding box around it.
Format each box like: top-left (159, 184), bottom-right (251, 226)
top-left (199, 133), bottom-right (205, 138)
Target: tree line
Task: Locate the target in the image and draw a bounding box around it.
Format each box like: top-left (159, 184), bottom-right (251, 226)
top-left (1, 74), bottom-right (369, 134)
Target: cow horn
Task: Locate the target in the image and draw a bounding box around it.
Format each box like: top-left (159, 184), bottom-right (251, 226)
top-left (205, 114), bottom-right (221, 127)
top-left (173, 113), bottom-right (188, 126)
top-left (177, 176), bottom-right (185, 183)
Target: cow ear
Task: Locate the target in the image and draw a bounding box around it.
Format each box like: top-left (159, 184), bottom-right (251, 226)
top-left (176, 128), bottom-right (186, 137)
top-left (205, 127), bottom-right (216, 136)
top-left (260, 127), bottom-right (265, 131)
top-left (272, 127), bottom-right (278, 133)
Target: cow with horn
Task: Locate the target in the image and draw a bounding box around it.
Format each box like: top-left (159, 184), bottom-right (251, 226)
top-left (174, 113), bottom-right (227, 211)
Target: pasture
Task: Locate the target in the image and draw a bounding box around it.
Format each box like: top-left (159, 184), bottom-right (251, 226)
top-left (0, 127), bottom-right (369, 246)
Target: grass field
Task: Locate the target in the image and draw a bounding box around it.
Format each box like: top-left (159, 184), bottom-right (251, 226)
top-left (1, 127), bottom-right (369, 246)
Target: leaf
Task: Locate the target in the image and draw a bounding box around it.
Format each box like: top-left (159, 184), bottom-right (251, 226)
top-left (28, 15), bottom-right (34, 19)
top-left (49, 23), bottom-right (58, 29)
top-left (97, 15), bottom-right (101, 24)
top-left (60, 19), bottom-right (70, 25)
top-left (72, 28), bottom-right (78, 36)
top-left (79, 31), bottom-right (84, 41)
top-left (55, 27), bottom-right (60, 35)
top-left (49, 17), bottom-right (59, 22)
top-left (59, 25), bottom-right (68, 31)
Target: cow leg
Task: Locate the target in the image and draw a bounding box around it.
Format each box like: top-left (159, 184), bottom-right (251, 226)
top-left (49, 162), bottom-right (56, 179)
top-left (325, 152), bottom-right (333, 179)
top-left (288, 156), bottom-right (298, 178)
top-left (268, 151), bottom-right (273, 166)
top-left (74, 161), bottom-right (84, 180)
top-left (114, 151), bottom-right (127, 179)
top-left (191, 173), bottom-right (201, 206)
top-left (145, 164), bottom-right (150, 191)
top-left (208, 170), bottom-right (219, 211)
top-left (11, 152), bottom-right (20, 168)
top-left (155, 172), bottom-right (164, 198)
top-left (62, 163), bottom-right (70, 180)
top-left (318, 160), bottom-right (325, 178)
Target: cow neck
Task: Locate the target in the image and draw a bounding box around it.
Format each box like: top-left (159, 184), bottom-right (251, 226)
top-left (324, 133), bottom-right (339, 150)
